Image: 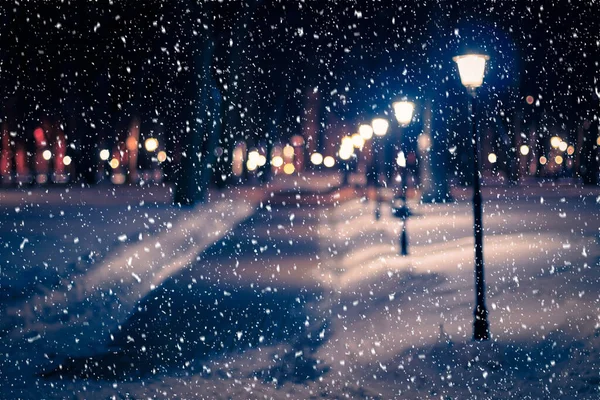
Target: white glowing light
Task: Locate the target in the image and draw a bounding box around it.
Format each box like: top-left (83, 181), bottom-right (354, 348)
top-left (393, 101), bottom-right (415, 126)
top-left (323, 156), bottom-right (335, 168)
top-left (272, 156), bottom-right (284, 168)
top-left (372, 118), bottom-right (389, 137)
top-left (453, 54), bottom-right (489, 89)
top-left (310, 153), bottom-right (323, 165)
top-left (359, 124), bottom-right (374, 140)
top-left (144, 138), bottom-right (159, 152)
top-left (396, 151), bottom-right (406, 167)
top-left (558, 141), bottom-right (568, 152)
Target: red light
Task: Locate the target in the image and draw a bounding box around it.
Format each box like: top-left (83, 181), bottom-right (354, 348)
top-left (34, 128), bottom-right (45, 144)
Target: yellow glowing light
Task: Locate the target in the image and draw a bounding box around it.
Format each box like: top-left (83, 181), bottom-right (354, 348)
top-left (567, 145), bottom-right (575, 155)
top-left (359, 124), bottom-right (374, 140)
top-left (555, 155), bottom-right (563, 165)
top-left (488, 153), bottom-right (497, 164)
top-left (144, 138), bottom-right (159, 152)
top-left (520, 145), bottom-right (530, 156)
top-left (341, 136), bottom-right (353, 148)
top-left (372, 118), bottom-right (389, 137)
top-left (100, 149), bottom-right (110, 161)
top-left (323, 156), bottom-right (335, 168)
top-left (246, 159), bottom-right (257, 171)
top-left (351, 133), bottom-right (365, 149)
top-left (539, 156), bottom-right (547, 165)
top-left (126, 136), bottom-right (138, 151)
top-left (558, 141), bottom-right (568, 152)
top-left (157, 151), bottom-right (167, 163)
top-left (257, 155), bottom-right (267, 167)
top-left (550, 136), bottom-right (561, 149)
top-left (248, 149), bottom-right (260, 163)
top-left (272, 156), bottom-right (284, 168)
top-left (283, 163), bottom-right (295, 175)
top-left (283, 145), bottom-right (295, 159)
top-left (63, 155), bottom-right (72, 166)
top-left (42, 150), bottom-right (52, 161)
top-left (597, 136), bottom-right (600, 146)
top-left (453, 54), bottom-right (489, 89)
top-left (109, 158), bottom-right (120, 169)
top-left (339, 147), bottom-right (353, 161)
top-left (396, 151), bottom-right (406, 167)
top-left (310, 153), bottom-right (323, 165)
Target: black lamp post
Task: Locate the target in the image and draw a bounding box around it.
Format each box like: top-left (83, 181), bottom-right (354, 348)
top-left (371, 118), bottom-right (389, 220)
top-left (392, 100), bottom-right (415, 256)
top-left (453, 53), bottom-right (490, 341)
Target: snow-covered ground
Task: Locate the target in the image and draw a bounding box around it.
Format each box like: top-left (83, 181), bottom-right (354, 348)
top-left (1, 182), bottom-right (599, 399)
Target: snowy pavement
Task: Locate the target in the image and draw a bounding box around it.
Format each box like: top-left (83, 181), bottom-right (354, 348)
top-left (1, 183), bottom-right (599, 399)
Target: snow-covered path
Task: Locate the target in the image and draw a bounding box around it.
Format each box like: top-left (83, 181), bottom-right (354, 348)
top-left (1, 184), bottom-right (599, 399)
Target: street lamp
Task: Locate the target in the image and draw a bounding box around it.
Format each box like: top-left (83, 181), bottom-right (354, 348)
top-left (393, 101), bottom-right (415, 126)
top-left (359, 124), bottom-right (374, 140)
top-left (392, 100), bottom-right (415, 256)
top-left (453, 53), bottom-right (490, 341)
top-left (371, 118), bottom-right (389, 220)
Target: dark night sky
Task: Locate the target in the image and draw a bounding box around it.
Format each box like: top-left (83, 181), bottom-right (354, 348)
top-left (1, 0), bottom-right (598, 142)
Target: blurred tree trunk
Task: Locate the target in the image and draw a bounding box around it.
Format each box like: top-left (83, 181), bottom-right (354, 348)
top-left (173, 37), bottom-right (219, 205)
top-left (261, 95), bottom-right (286, 183)
top-left (218, 1), bottom-right (263, 187)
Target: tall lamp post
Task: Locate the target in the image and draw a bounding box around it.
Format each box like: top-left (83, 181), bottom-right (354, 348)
top-left (392, 100), bottom-right (415, 255)
top-left (453, 53), bottom-right (490, 341)
top-left (359, 124), bottom-right (374, 187)
top-left (371, 118), bottom-right (389, 220)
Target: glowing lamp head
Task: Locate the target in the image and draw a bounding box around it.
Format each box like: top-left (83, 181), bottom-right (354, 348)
top-left (248, 149), bottom-right (260, 163)
top-left (550, 136), bottom-right (562, 149)
top-left (62, 155), bottom-right (72, 166)
top-left (338, 147), bottom-right (353, 161)
top-left (351, 133), bottom-right (365, 149)
top-left (393, 101), bottom-right (415, 126)
top-left (453, 54), bottom-right (489, 89)
top-left (323, 156), bottom-right (335, 168)
top-left (371, 118), bottom-right (389, 137)
top-left (558, 141), bottom-right (568, 152)
top-left (310, 153), bottom-right (323, 165)
top-left (100, 149), bottom-right (110, 161)
top-left (520, 145), bottom-right (530, 156)
top-left (358, 124), bottom-right (374, 140)
top-left (283, 163), bottom-right (295, 175)
top-left (282, 145), bottom-right (295, 159)
top-left (42, 150), bottom-right (52, 161)
top-left (272, 156), bottom-right (284, 168)
top-left (341, 136), bottom-right (353, 149)
top-left (144, 138), bottom-right (159, 152)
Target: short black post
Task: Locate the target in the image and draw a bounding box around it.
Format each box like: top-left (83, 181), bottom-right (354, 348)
top-left (342, 162), bottom-right (349, 186)
top-left (470, 91), bottom-right (490, 341)
top-left (373, 137), bottom-right (382, 220)
top-left (400, 218), bottom-right (408, 256)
